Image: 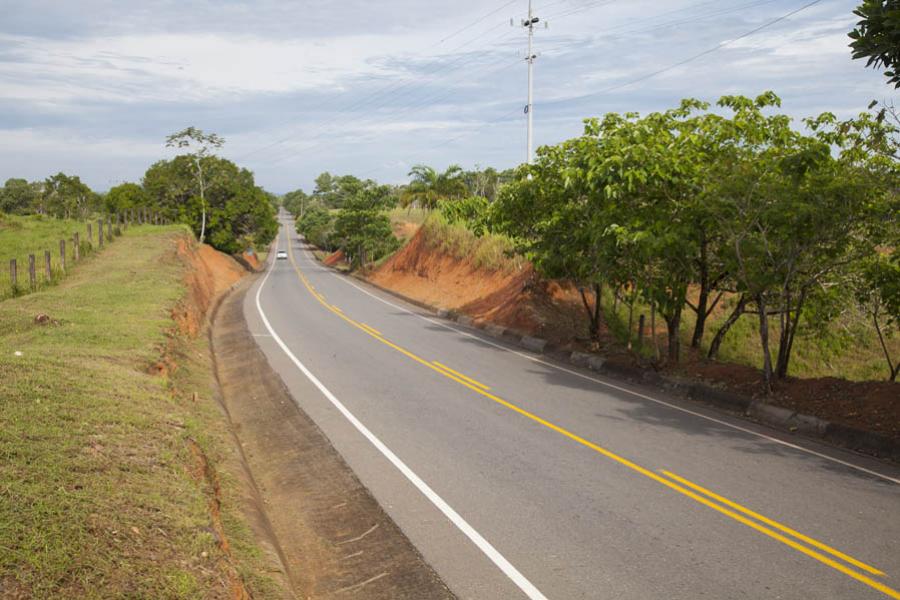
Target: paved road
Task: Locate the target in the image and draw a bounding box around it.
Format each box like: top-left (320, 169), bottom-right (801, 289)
top-left (245, 216), bottom-right (900, 600)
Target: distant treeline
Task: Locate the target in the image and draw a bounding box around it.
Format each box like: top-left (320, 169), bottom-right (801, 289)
top-left (1, 155), bottom-right (277, 255)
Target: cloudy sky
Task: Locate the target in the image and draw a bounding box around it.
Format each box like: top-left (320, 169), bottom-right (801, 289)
top-left (0, 0), bottom-right (896, 193)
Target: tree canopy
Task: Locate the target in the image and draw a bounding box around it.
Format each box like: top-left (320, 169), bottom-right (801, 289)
top-left (490, 92), bottom-right (899, 385)
top-left (850, 0), bottom-right (900, 87)
top-left (143, 155), bottom-right (277, 254)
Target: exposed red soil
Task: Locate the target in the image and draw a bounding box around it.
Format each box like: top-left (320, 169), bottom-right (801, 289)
top-left (323, 248), bottom-right (346, 267)
top-left (366, 227), bottom-right (900, 441)
top-left (370, 230), bottom-right (591, 344)
top-left (241, 250), bottom-right (262, 271)
top-left (172, 240), bottom-right (247, 339)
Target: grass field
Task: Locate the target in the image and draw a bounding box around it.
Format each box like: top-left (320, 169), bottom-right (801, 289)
top-left (0, 213), bottom-right (118, 299)
top-left (0, 226), bottom-right (280, 597)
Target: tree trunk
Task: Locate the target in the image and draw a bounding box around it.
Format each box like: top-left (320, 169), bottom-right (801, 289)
top-left (775, 290), bottom-right (805, 379)
top-left (197, 159), bottom-right (207, 244)
top-left (872, 312), bottom-right (898, 382)
top-left (199, 204), bottom-right (206, 244)
top-left (626, 289), bottom-right (635, 350)
top-left (579, 283), bottom-right (602, 341)
top-left (707, 295), bottom-right (747, 360)
top-left (665, 305), bottom-right (682, 363)
top-left (650, 302), bottom-right (660, 361)
top-left (691, 237), bottom-right (710, 348)
top-left (756, 294), bottom-right (773, 392)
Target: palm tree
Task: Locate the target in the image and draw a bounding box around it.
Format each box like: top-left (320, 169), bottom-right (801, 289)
top-left (400, 164), bottom-right (467, 210)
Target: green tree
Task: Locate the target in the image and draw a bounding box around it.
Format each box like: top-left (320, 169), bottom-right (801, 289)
top-left (142, 155), bottom-right (276, 253)
top-left (42, 173), bottom-right (95, 219)
top-left (333, 181), bottom-right (398, 267)
top-left (400, 164), bottom-right (467, 210)
top-left (165, 127), bottom-right (225, 244)
top-left (283, 188), bottom-right (310, 217)
top-left (295, 205), bottom-right (335, 249)
top-left (104, 182), bottom-right (149, 213)
top-left (849, 0), bottom-right (900, 87)
top-left (0, 178), bottom-right (40, 214)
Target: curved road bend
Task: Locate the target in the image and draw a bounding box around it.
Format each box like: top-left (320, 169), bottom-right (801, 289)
top-left (244, 216), bottom-right (900, 600)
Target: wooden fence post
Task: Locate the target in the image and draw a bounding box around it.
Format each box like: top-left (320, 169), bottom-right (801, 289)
top-left (106, 218), bottom-right (112, 240)
top-left (44, 250), bottom-right (52, 281)
top-left (28, 254), bottom-right (35, 289)
top-left (73, 232), bottom-right (80, 261)
top-left (638, 314), bottom-right (645, 347)
top-left (9, 259), bottom-right (16, 290)
top-left (87, 222), bottom-right (92, 244)
top-left (59, 240), bottom-right (66, 273)
top-left (98, 219), bottom-right (104, 247)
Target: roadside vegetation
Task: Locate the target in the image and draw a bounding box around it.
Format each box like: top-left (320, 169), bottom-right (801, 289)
top-left (288, 94), bottom-right (899, 391)
top-left (1, 127), bottom-right (278, 259)
top-left (0, 225), bottom-right (281, 597)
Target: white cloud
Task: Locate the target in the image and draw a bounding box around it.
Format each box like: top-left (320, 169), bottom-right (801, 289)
top-left (1, 0), bottom-right (898, 192)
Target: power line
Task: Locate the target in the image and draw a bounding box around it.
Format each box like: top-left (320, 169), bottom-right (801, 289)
top-left (573, 0), bottom-right (826, 100)
top-left (267, 56), bottom-right (524, 167)
top-left (440, 0), bottom-right (518, 43)
top-left (236, 0), bottom-right (520, 162)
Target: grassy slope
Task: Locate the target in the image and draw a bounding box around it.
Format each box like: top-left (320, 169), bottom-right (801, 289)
top-left (0, 226), bottom-right (279, 597)
top-left (0, 214), bottom-right (93, 298)
top-left (418, 213), bottom-right (524, 273)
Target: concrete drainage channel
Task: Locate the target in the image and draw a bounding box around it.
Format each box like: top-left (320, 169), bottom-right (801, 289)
top-left (353, 273), bottom-right (900, 464)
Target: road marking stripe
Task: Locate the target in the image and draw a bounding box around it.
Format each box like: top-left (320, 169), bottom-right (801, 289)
top-left (432, 361), bottom-right (491, 390)
top-left (258, 230), bottom-right (549, 600)
top-left (660, 470), bottom-right (885, 576)
top-left (359, 322), bottom-right (382, 336)
top-left (286, 233), bottom-right (900, 599)
top-left (313, 248), bottom-right (900, 488)
top-left (331, 305), bottom-right (344, 313)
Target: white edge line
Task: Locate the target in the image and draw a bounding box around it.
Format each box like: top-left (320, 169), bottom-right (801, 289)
top-left (255, 235), bottom-right (549, 600)
top-left (295, 243), bottom-right (900, 487)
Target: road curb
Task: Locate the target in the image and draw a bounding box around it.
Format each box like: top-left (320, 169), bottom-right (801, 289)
top-left (343, 268), bottom-right (899, 463)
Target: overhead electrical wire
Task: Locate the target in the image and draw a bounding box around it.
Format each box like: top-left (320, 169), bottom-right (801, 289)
top-left (577, 0), bottom-right (826, 98)
top-left (249, 0), bottom-right (826, 181)
top-left (358, 0), bottom-right (829, 180)
top-left (439, 0), bottom-right (519, 43)
top-left (236, 0), bottom-right (521, 162)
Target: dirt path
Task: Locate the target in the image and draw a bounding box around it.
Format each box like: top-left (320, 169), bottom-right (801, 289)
top-left (210, 278), bottom-right (454, 599)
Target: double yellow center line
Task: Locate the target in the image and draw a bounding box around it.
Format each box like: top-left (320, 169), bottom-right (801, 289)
top-left (283, 235), bottom-right (898, 599)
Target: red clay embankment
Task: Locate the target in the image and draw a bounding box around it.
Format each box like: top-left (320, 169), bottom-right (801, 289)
top-left (367, 227), bottom-right (587, 345)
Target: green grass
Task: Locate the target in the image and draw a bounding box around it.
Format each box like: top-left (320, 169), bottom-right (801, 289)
top-left (419, 213), bottom-right (524, 273)
top-left (0, 226), bottom-right (281, 597)
top-left (0, 213), bottom-right (135, 300)
top-left (388, 206), bottom-right (429, 227)
top-left (602, 289), bottom-right (900, 381)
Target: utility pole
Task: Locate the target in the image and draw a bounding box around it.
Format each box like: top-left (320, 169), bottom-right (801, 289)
top-left (522, 0), bottom-right (539, 164)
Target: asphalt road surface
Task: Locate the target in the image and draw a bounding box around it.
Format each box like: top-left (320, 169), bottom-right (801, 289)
top-left (245, 216), bottom-right (900, 600)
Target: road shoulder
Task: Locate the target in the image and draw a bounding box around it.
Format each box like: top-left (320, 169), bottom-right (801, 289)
top-left (210, 275), bottom-right (455, 599)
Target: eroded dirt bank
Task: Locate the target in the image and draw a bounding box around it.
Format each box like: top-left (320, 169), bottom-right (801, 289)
top-left (367, 227), bottom-right (587, 346)
top-left (210, 279), bottom-right (454, 599)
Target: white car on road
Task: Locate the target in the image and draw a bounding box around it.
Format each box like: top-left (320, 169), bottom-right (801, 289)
top-left (276, 250), bottom-right (288, 260)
